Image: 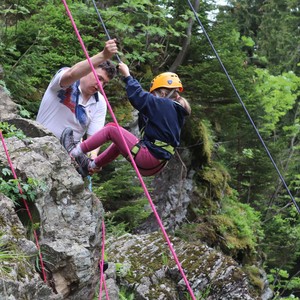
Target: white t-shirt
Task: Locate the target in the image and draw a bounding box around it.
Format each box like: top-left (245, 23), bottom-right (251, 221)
top-left (36, 68), bottom-right (107, 142)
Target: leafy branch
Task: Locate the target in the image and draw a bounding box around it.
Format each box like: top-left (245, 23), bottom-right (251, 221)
top-left (0, 167), bottom-right (46, 204)
top-left (0, 122), bottom-right (26, 139)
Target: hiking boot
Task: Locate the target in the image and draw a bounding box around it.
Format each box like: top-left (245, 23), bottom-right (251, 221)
top-left (75, 153), bottom-right (92, 178)
top-left (60, 127), bottom-right (76, 154)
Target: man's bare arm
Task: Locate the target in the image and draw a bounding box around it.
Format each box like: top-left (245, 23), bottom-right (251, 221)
top-left (60, 39), bottom-right (118, 87)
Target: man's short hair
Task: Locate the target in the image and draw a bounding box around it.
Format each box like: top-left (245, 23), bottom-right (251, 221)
top-left (98, 60), bottom-right (117, 80)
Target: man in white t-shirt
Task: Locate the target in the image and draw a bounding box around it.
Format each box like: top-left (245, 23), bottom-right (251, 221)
top-left (36, 39), bottom-right (118, 161)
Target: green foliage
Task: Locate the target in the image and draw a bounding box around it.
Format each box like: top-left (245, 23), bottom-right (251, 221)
top-left (1, 2), bottom-right (98, 112)
top-left (110, 0), bottom-right (188, 69)
top-left (198, 163), bottom-right (231, 200)
top-left (210, 190), bottom-right (264, 260)
top-left (290, 175), bottom-right (300, 193)
top-left (185, 290), bottom-right (210, 300)
top-left (183, 118), bottom-right (213, 167)
top-left (0, 122), bottom-right (46, 204)
top-left (0, 122), bottom-right (26, 139)
top-left (92, 277), bottom-right (134, 300)
top-left (268, 268), bottom-right (300, 300)
top-left (110, 198), bottom-right (151, 231)
top-left (261, 208), bottom-right (300, 271)
top-left (251, 69), bottom-right (300, 134)
top-left (243, 265), bottom-right (265, 293)
top-left (2, 0), bottom-right (300, 296)
top-left (119, 287), bottom-right (135, 300)
top-left (94, 158), bottom-right (150, 203)
top-left (241, 35), bottom-right (255, 48)
top-left (161, 252), bottom-right (169, 266)
top-left (115, 262), bottom-right (132, 278)
top-left (0, 167), bottom-right (46, 204)
top-left (94, 163), bottom-right (150, 202)
top-left (93, 161), bottom-right (153, 232)
top-left (176, 187), bottom-right (264, 263)
top-left (0, 80), bottom-right (11, 95)
top-left (0, 239), bottom-right (29, 278)
top-left (17, 105), bottom-right (32, 119)
top-left (104, 214), bottom-right (128, 238)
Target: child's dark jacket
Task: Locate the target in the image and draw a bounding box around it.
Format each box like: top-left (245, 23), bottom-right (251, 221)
top-left (124, 76), bottom-right (189, 160)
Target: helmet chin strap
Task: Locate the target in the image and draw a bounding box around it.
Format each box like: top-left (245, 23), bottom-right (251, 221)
top-left (166, 89), bottom-right (176, 99)
top-left (153, 89), bottom-right (178, 99)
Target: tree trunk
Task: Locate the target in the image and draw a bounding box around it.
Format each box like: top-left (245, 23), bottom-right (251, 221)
top-left (170, 0), bottom-right (200, 72)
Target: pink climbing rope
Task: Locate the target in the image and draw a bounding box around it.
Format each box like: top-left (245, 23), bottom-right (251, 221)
top-left (0, 130), bottom-right (47, 283)
top-left (61, 1), bottom-right (196, 299)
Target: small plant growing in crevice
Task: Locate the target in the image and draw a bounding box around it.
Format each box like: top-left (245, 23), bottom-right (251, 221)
top-left (0, 81), bottom-right (11, 96)
top-left (0, 166), bottom-right (46, 240)
top-left (16, 104), bottom-right (31, 119)
top-left (0, 234), bottom-right (30, 279)
top-left (115, 262), bottom-right (132, 278)
top-left (119, 287), bottom-right (135, 300)
top-left (0, 167), bottom-right (46, 205)
top-left (161, 252), bottom-right (169, 266)
top-left (0, 121), bottom-right (26, 139)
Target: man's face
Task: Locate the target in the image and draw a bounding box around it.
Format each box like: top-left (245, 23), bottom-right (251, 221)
top-left (81, 67), bottom-right (110, 95)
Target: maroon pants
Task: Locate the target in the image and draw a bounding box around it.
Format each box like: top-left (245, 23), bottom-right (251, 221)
top-left (80, 123), bottom-right (166, 176)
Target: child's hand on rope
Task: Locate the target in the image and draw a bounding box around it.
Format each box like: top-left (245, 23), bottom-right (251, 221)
top-left (118, 62), bottom-right (130, 77)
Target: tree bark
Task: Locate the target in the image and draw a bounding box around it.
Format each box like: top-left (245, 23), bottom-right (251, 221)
top-left (170, 0), bottom-right (200, 72)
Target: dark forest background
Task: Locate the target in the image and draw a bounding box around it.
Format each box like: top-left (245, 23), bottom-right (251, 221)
top-left (1, 0), bottom-right (300, 298)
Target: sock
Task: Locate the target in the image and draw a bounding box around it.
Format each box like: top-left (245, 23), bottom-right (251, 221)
top-left (89, 160), bottom-right (97, 170)
top-left (70, 143), bottom-right (83, 157)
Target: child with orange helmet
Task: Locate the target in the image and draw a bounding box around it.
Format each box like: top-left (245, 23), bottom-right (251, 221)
top-left (61, 62), bottom-right (191, 177)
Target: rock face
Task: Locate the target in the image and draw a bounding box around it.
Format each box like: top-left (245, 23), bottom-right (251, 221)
top-left (0, 194), bottom-right (62, 300)
top-left (0, 87), bottom-right (272, 300)
top-left (0, 86), bottom-right (106, 299)
top-left (136, 152), bottom-right (195, 234)
top-left (107, 232), bottom-right (259, 300)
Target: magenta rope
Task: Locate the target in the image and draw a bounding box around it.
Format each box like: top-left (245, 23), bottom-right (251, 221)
top-left (0, 130), bottom-right (47, 282)
top-left (61, 1), bottom-right (196, 299)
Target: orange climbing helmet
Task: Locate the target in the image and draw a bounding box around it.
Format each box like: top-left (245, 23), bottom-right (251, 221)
top-left (149, 72), bottom-right (183, 93)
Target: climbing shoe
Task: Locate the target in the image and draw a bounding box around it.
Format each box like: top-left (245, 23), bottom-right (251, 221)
top-left (60, 127), bottom-right (94, 178)
top-left (60, 127), bottom-right (76, 154)
top-left (75, 153), bottom-right (92, 178)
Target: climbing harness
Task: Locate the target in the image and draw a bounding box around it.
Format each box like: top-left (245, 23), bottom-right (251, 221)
top-left (130, 141), bottom-right (142, 156)
top-left (186, 0), bottom-right (300, 214)
top-left (129, 138), bottom-right (174, 174)
top-left (135, 116), bottom-right (176, 158)
top-left (131, 140), bottom-right (175, 157)
top-left (153, 140), bottom-right (175, 155)
top-left (130, 141), bottom-right (168, 175)
top-left (0, 131), bottom-right (47, 283)
top-left (61, 1), bottom-right (197, 299)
